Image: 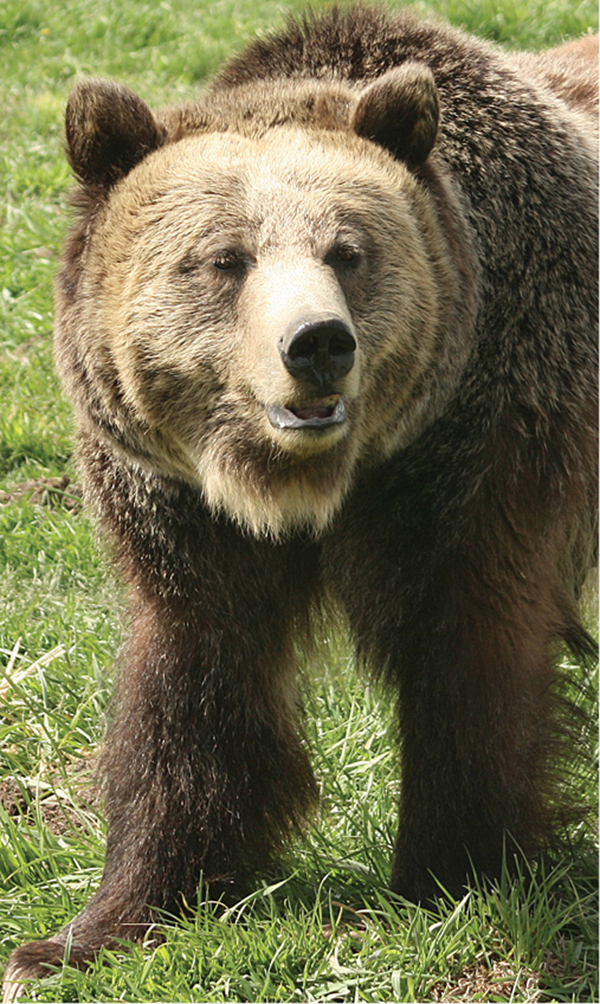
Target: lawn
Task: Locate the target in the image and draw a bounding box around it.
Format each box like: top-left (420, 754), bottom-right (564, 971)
top-left (0, 0), bottom-right (598, 1000)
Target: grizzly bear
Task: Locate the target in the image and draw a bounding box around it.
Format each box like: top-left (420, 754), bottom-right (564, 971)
top-left (3, 4), bottom-right (598, 997)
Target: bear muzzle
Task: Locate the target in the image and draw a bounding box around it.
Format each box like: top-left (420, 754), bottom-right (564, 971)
top-left (269, 314), bottom-right (356, 432)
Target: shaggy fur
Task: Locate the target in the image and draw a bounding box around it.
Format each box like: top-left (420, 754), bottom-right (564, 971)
top-left (3, 6), bottom-right (597, 998)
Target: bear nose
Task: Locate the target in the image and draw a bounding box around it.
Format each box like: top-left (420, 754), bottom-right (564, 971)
top-left (279, 317), bottom-right (356, 387)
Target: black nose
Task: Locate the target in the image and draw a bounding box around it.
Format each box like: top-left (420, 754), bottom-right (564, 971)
top-left (280, 317), bottom-right (356, 387)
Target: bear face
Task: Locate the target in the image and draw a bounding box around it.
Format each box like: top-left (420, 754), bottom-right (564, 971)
top-left (56, 78), bottom-right (468, 536)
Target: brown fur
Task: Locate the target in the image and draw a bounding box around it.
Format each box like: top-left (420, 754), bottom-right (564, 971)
top-left (3, 5), bottom-right (597, 997)
top-left (514, 32), bottom-right (598, 119)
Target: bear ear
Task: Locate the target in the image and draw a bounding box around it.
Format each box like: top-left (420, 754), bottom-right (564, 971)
top-left (66, 78), bottom-right (163, 189)
top-left (351, 63), bottom-right (439, 167)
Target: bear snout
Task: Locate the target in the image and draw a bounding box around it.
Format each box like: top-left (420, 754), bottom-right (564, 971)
top-left (279, 315), bottom-right (356, 388)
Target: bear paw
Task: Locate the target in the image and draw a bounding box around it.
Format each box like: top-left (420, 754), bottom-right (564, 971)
top-left (2, 939), bottom-right (83, 1003)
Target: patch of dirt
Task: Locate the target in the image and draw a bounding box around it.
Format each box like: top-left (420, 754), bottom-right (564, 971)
top-left (0, 777), bottom-right (27, 816)
top-left (0, 755), bottom-right (99, 835)
top-left (0, 474), bottom-right (82, 511)
top-left (430, 955), bottom-right (568, 1002)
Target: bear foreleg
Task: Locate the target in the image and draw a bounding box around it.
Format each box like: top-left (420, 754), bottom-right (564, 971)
top-left (3, 527), bottom-right (318, 996)
top-left (324, 468), bottom-right (590, 903)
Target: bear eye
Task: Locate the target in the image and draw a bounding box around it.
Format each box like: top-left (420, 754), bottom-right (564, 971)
top-left (330, 243), bottom-right (361, 267)
top-left (213, 250), bottom-right (245, 272)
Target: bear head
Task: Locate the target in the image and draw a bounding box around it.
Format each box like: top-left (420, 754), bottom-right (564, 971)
top-left (56, 69), bottom-right (474, 537)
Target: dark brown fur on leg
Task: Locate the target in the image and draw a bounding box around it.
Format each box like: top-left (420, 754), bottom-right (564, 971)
top-left (4, 444), bottom-right (319, 985)
top-left (324, 408), bottom-right (596, 903)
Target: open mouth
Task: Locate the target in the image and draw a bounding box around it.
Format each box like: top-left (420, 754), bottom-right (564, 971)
top-left (267, 394), bottom-right (347, 430)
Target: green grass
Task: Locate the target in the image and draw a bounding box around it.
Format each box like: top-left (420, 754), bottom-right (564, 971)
top-left (0, 0), bottom-right (598, 1000)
